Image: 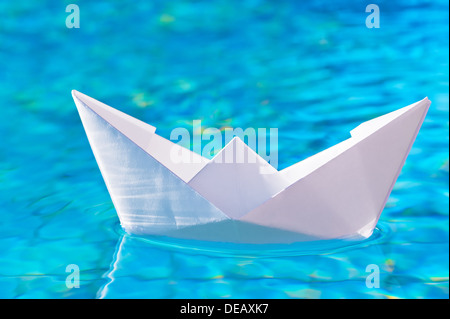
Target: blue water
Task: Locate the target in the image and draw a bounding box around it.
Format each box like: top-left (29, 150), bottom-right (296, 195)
top-left (0, 0), bottom-right (448, 298)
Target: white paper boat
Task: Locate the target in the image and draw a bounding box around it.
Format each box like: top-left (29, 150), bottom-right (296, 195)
top-left (72, 90), bottom-right (430, 244)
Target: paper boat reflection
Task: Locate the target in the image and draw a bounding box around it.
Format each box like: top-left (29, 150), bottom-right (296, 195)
top-left (72, 90), bottom-right (430, 244)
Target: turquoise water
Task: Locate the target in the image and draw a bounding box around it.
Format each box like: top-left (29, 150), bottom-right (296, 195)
top-left (0, 0), bottom-right (448, 298)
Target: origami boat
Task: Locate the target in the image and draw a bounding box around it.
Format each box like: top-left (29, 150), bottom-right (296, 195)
top-left (72, 90), bottom-right (430, 244)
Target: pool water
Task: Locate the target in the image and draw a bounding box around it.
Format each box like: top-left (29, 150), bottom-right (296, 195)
top-left (0, 0), bottom-right (448, 298)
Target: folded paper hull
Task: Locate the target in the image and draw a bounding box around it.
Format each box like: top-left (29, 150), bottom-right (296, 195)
top-left (73, 90), bottom-right (430, 244)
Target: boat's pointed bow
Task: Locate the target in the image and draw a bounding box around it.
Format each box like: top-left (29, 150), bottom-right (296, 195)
top-left (71, 90), bottom-right (84, 112)
top-left (350, 97), bottom-right (430, 139)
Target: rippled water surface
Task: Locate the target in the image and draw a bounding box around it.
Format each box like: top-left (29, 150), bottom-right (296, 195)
top-left (0, 0), bottom-right (448, 298)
